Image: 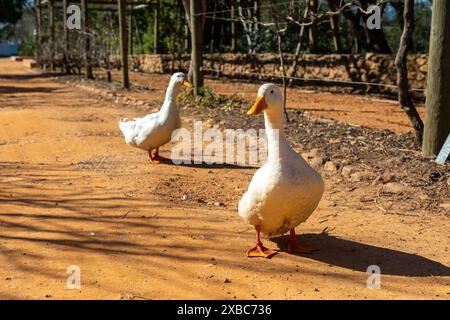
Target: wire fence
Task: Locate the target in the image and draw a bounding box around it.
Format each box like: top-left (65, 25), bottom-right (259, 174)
top-left (193, 0), bottom-right (295, 17)
top-left (194, 0), bottom-right (423, 95)
top-left (200, 67), bottom-right (426, 93)
top-left (196, 0), bottom-right (390, 25)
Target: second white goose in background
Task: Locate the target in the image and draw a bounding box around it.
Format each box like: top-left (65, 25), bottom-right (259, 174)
top-left (119, 72), bottom-right (191, 163)
top-left (238, 83), bottom-right (324, 258)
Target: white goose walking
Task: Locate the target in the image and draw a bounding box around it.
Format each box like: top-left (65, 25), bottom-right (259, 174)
top-left (119, 72), bottom-right (191, 163)
top-left (238, 83), bottom-right (324, 258)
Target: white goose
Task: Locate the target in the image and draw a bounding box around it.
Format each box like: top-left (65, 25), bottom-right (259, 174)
top-left (238, 83), bottom-right (324, 258)
top-left (119, 72), bottom-right (191, 163)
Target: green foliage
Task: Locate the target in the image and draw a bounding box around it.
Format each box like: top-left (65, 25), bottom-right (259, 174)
top-left (178, 86), bottom-right (246, 109)
top-left (413, 0), bottom-right (432, 53)
top-left (142, 0), bottom-right (186, 54)
top-left (18, 34), bottom-right (34, 56)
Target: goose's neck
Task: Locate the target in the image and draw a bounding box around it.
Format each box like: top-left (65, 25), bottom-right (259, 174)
top-left (264, 108), bottom-right (288, 162)
top-left (160, 81), bottom-right (178, 115)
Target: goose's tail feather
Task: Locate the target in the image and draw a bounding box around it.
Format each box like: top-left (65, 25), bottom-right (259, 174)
top-left (119, 118), bottom-right (137, 145)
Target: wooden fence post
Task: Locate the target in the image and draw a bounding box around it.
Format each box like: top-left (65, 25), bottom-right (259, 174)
top-left (48, 0), bottom-right (55, 71)
top-left (190, 0), bottom-right (203, 95)
top-left (423, 0), bottom-right (450, 156)
top-left (62, 0), bottom-right (69, 73)
top-left (81, 0), bottom-right (93, 79)
top-left (35, 0), bottom-right (42, 65)
top-left (118, 0), bottom-right (130, 89)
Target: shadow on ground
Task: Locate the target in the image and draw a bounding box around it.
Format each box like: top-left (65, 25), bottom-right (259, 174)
top-left (271, 233), bottom-right (450, 277)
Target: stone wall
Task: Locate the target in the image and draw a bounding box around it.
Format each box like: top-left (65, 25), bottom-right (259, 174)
top-left (128, 53), bottom-right (428, 95)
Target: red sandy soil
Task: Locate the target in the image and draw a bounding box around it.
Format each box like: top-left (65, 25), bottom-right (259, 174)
top-left (0, 59), bottom-right (448, 300)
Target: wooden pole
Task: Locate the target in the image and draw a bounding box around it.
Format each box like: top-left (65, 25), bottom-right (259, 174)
top-left (423, 0), bottom-right (450, 156)
top-left (48, 0), bottom-right (55, 71)
top-left (118, 0), bottom-right (130, 89)
top-left (81, 0), bottom-right (93, 79)
top-left (289, 4), bottom-right (309, 84)
top-left (62, 0), bottom-right (69, 73)
top-left (190, 0), bottom-right (203, 95)
top-left (154, 0), bottom-right (159, 53)
top-left (231, 0), bottom-right (236, 52)
top-left (328, 0), bottom-right (341, 53)
top-left (35, 0), bottom-right (42, 64)
top-left (395, 0), bottom-right (424, 144)
top-left (308, 0), bottom-right (318, 54)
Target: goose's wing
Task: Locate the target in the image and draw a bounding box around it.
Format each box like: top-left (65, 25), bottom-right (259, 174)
top-left (119, 112), bottom-right (160, 146)
top-left (238, 165), bottom-right (270, 224)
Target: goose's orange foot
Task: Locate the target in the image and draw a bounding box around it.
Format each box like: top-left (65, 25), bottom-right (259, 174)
top-left (247, 243), bottom-right (277, 258)
top-left (153, 155), bottom-right (163, 163)
top-left (287, 228), bottom-right (318, 253)
top-left (148, 149), bottom-right (161, 164)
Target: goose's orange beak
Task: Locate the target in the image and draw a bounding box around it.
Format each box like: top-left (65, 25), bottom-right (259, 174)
top-left (247, 96), bottom-right (267, 115)
top-left (182, 80), bottom-right (192, 88)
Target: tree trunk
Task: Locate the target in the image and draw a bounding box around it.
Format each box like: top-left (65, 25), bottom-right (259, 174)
top-left (118, 0), bottom-right (129, 88)
top-left (275, 29), bottom-right (289, 123)
top-left (237, 0), bottom-right (260, 56)
top-left (423, 0), bottom-right (450, 156)
top-left (35, 0), bottom-right (42, 65)
top-left (231, 0), bottom-right (236, 52)
top-left (308, 0), bottom-right (318, 53)
top-left (395, 0), bottom-right (424, 144)
top-left (190, 0), bottom-right (203, 94)
top-left (271, 12), bottom-right (289, 122)
top-left (328, 0), bottom-right (341, 53)
top-left (48, 0), bottom-right (55, 71)
top-left (289, 5), bottom-right (309, 82)
top-left (81, 0), bottom-right (93, 79)
top-left (343, 10), bottom-right (366, 53)
top-left (182, 0), bottom-right (205, 82)
top-left (237, 0), bottom-right (253, 54)
top-left (62, 0), bottom-right (69, 73)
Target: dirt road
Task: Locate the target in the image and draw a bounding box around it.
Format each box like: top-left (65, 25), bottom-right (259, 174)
top-left (0, 59), bottom-right (448, 299)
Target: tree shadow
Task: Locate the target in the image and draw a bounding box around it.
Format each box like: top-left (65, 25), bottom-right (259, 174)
top-left (0, 86), bottom-right (57, 94)
top-left (0, 73), bottom-right (65, 80)
top-left (270, 233), bottom-right (450, 277)
top-left (156, 156), bottom-right (259, 170)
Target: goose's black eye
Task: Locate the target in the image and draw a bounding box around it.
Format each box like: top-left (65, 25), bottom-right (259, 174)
top-left (270, 90), bottom-right (274, 94)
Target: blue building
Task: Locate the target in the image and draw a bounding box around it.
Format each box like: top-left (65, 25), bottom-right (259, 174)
top-left (0, 42), bottom-right (19, 57)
